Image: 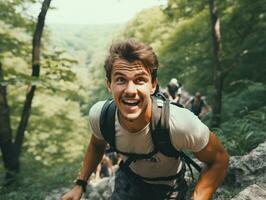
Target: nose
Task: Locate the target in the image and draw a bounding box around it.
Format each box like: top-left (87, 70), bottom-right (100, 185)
top-left (124, 81), bottom-right (137, 96)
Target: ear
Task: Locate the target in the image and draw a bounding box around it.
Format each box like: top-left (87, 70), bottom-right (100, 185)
top-left (151, 79), bottom-right (158, 94)
top-left (106, 79), bottom-right (112, 93)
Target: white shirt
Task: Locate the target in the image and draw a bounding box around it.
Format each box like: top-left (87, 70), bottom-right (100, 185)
top-left (89, 100), bottom-right (210, 185)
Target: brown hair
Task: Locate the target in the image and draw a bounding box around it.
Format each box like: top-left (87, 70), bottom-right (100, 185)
top-left (104, 39), bottom-right (159, 82)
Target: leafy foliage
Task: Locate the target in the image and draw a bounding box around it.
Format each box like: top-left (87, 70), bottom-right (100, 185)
top-left (163, 0), bottom-right (207, 20)
top-left (122, 7), bottom-right (173, 50)
top-left (0, 0), bottom-right (89, 171)
top-left (217, 81), bottom-right (266, 155)
top-left (0, 0), bottom-right (35, 58)
top-left (0, 0), bottom-right (265, 198)
top-left (0, 153), bottom-right (83, 199)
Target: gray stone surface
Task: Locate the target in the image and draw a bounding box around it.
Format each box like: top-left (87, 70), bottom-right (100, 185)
top-left (231, 184), bottom-right (266, 200)
top-left (225, 140), bottom-right (266, 188)
top-left (214, 140), bottom-right (266, 200)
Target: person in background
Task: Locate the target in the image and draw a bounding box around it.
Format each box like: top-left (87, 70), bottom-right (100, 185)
top-left (163, 78), bottom-right (183, 106)
top-left (185, 92), bottom-right (210, 119)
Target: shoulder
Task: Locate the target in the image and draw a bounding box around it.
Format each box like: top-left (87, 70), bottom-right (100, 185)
top-left (89, 100), bottom-right (107, 140)
top-left (169, 104), bottom-right (201, 134)
top-left (89, 101), bottom-right (106, 119)
top-left (169, 104), bottom-right (196, 123)
top-left (169, 104), bottom-right (210, 152)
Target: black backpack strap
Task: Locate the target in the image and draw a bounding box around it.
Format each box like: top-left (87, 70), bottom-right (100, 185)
top-left (119, 149), bottom-right (158, 170)
top-left (100, 99), bottom-right (116, 148)
top-left (180, 151), bottom-right (202, 173)
top-left (120, 160), bottom-right (186, 182)
top-left (151, 96), bottom-right (202, 173)
top-left (170, 101), bottom-right (184, 108)
top-left (151, 96), bottom-right (181, 157)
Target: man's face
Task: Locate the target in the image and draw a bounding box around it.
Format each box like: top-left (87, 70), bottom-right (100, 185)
top-left (107, 59), bottom-right (156, 123)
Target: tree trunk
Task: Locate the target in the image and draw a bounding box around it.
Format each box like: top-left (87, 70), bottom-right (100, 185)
top-left (14, 0), bottom-right (52, 157)
top-left (208, 0), bottom-right (224, 128)
top-left (0, 63), bottom-right (19, 185)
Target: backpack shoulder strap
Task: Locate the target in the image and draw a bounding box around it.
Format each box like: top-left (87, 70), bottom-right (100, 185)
top-left (151, 96), bottom-right (180, 157)
top-left (100, 99), bottom-right (116, 148)
top-left (179, 151), bottom-right (202, 172)
top-left (151, 96), bottom-right (202, 172)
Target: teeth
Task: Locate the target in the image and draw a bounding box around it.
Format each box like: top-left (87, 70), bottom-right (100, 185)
top-left (124, 100), bottom-right (138, 103)
top-left (122, 99), bottom-right (139, 106)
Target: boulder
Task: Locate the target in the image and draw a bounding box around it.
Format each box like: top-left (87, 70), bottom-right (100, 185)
top-left (225, 140), bottom-right (266, 188)
top-left (231, 184), bottom-right (266, 200)
top-left (214, 140), bottom-right (266, 199)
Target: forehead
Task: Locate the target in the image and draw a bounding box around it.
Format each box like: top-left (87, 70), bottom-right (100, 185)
top-left (112, 58), bottom-right (150, 75)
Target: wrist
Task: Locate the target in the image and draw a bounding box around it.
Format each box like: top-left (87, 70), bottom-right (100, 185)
top-left (75, 179), bottom-right (88, 192)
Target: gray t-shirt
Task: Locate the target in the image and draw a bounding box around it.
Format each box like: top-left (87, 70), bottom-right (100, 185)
top-left (89, 100), bottom-right (210, 185)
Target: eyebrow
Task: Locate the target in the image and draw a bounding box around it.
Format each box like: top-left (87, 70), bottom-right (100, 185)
top-left (113, 72), bottom-right (125, 77)
top-left (113, 71), bottom-right (149, 77)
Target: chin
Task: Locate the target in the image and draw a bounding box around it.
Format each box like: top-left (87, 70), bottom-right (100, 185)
top-left (122, 112), bottom-right (141, 122)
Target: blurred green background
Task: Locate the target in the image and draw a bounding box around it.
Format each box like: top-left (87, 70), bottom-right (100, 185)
top-left (0, 0), bottom-right (265, 199)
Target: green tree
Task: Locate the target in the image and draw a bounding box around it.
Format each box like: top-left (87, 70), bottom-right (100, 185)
top-left (160, 0), bottom-right (266, 127)
top-left (119, 0), bottom-right (266, 153)
top-left (0, 0), bottom-right (52, 184)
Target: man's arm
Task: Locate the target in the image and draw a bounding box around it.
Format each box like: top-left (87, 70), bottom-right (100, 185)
top-left (78, 135), bottom-right (107, 180)
top-left (192, 132), bottom-right (229, 200)
top-left (61, 135), bottom-right (107, 200)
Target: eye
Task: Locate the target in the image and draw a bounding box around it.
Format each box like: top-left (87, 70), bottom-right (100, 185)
top-left (135, 77), bottom-right (146, 84)
top-left (116, 77), bottom-right (125, 84)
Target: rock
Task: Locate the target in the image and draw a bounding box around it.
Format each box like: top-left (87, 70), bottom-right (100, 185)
top-left (214, 140), bottom-right (266, 200)
top-left (84, 173), bottom-right (115, 200)
top-left (86, 190), bottom-right (103, 200)
top-left (231, 184), bottom-right (266, 200)
top-left (44, 187), bottom-right (69, 200)
top-left (224, 140), bottom-right (266, 188)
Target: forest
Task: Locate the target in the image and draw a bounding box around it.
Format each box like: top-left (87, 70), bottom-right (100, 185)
top-left (0, 0), bottom-right (265, 199)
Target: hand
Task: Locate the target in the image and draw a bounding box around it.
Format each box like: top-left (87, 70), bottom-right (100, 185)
top-left (60, 185), bottom-right (83, 200)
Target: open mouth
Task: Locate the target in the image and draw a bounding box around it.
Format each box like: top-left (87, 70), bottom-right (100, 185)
top-left (122, 99), bottom-right (140, 106)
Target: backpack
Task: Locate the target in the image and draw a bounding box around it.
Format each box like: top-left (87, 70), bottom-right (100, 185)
top-left (100, 92), bottom-right (201, 183)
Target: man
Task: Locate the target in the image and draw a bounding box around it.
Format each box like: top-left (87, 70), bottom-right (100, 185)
top-left (61, 40), bottom-right (229, 200)
top-left (185, 92), bottom-right (210, 119)
top-left (167, 78), bottom-right (182, 102)
top-left (163, 78), bottom-right (183, 106)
